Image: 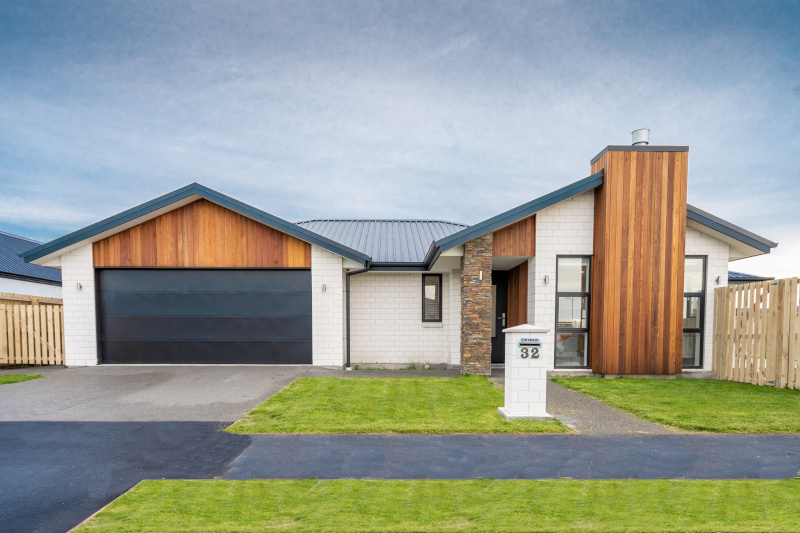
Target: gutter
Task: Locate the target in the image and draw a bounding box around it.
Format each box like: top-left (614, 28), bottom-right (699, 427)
top-left (345, 261), bottom-right (371, 370)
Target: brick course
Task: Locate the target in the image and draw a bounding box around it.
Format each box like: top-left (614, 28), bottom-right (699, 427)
top-left (460, 234), bottom-right (493, 375)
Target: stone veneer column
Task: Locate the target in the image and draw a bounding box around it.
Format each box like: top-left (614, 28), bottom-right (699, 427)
top-left (460, 234), bottom-right (493, 375)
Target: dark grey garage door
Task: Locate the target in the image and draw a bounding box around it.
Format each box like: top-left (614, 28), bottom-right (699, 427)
top-left (97, 269), bottom-right (312, 364)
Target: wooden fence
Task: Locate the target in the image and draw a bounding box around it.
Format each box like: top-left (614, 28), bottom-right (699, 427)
top-left (0, 303), bottom-right (65, 366)
top-left (712, 277), bottom-right (799, 389)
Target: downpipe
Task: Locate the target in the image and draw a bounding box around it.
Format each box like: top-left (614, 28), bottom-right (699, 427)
top-left (345, 261), bottom-right (371, 370)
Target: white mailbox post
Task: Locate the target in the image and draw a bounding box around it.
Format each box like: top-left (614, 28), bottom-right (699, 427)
top-left (498, 324), bottom-right (553, 420)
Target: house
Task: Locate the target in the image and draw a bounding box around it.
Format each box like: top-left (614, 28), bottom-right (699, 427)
top-left (728, 271), bottom-right (775, 285)
top-left (21, 139), bottom-right (777, 375)
top-left (1, 231), bottom-right (62, 300)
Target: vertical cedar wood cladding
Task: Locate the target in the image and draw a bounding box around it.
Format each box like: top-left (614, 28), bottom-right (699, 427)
top-left (460, 233), bottom-right (493, 375)
top-left (493, 216), bottom-right (535, 256)
top-left (507, 261), bottom-right (528, 328)
top-left (92, 199), bottom-right (311, 268)
top-left (590, 149), bottom-right (688, 374)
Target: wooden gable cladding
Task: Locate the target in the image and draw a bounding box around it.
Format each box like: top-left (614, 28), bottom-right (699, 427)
top-left (589, 149), bottom-right (688, 375)
top-left (506, 261), bottom-right (528, 328)
top-left (492, 216), bottom-right (535, 256)
top-left (92, 199), bottom-right (311, 268)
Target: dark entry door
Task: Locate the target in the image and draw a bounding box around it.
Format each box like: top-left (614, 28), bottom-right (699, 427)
top-left (97, 269), bottom-right (312, 364)
top-left (491, 270), bottom-right (508, 363)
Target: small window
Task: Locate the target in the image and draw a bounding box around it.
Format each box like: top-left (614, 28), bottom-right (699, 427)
top-left (555, 256), bottom-right (591, 368)
top-left (683, 256), bottom-right (706, 368)
top-left (422, 274), bottom-right (442, 322)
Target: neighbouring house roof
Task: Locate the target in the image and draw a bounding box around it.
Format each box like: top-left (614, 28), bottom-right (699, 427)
top-left (728, 271), bottom-right (775, 282)
top-left (20, 183), bottom-right (371, 266)
top-left (0, 231), bottom-right (62, 285)
top-left (296, 220), bottom-right (469, 263)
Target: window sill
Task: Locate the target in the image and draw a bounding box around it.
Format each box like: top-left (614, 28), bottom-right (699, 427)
top-left (421, 322), bottom-right (443, 328)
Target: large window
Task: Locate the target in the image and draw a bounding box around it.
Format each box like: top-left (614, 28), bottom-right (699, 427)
top-left (683, 256), bottom-right (706, 368)
top-left (422, 274), bottom-right (442, 322)
top-left (555, 256), bottom-right (591, 368)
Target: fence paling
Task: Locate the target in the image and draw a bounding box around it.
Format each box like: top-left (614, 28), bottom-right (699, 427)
top-left (713, 277), bottom-right (799, 389)
top-left (0, 304), bottom-right (65, 366)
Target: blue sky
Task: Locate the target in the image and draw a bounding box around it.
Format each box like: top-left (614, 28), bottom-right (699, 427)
top-left (1, 1), bottom-right (798, 276)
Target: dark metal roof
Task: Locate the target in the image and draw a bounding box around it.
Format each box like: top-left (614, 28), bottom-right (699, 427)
top-left (296, 220), bottom-right (469, 263)
top-left (21, 183), bottom-right (370, 266)
top-left (0, 231), bottom-right (62, 285)
top-left (728, 271), bottom-right (775, 282)
top-left (687, 204), bottom-right (777, 254)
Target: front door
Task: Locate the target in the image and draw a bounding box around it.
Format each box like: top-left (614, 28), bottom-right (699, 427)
top-left (491, 270), bottom-right (508, 363)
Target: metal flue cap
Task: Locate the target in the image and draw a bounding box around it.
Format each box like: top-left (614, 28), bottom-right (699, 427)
top-left (631, 128), bottom-right (650, 146)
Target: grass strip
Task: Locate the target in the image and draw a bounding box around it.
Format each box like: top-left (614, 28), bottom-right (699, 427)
top-left (553, 377), bottom-right (800, 433)
top-left (0, 374), bottom-right (42, 386)
top-left (226, 375), bottom-right (567, 434)
top-left (77, 478), bottom-right (800, 533)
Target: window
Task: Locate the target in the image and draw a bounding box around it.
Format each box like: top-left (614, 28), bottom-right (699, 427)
top-left (555, 256), bottom-right (591, 368)
top-left (422, 274), bottom-right (442, 322)
top-left (683, 256), bottom-right (706, 368)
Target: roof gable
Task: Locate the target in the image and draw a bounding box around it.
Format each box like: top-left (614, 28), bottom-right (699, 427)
top-left (21, 183), bottom-right (370, 265)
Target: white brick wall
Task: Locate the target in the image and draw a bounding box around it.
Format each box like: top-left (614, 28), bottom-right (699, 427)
top-left (529, 191), bottom-right (595, 371)
top-left (449, 269), bottom-right (461, 366)
top-left (349, 272), bottom-right (457, 366)
top-left (60, 244), bottom-right (98, 366)
top-left (684, 227), bottom-right (729, 372)
top-left (311, 246), bottom-right (345, 366)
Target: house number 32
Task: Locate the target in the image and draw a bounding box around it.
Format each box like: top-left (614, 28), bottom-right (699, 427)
top-left (520, 347), bottom-right (540, 359)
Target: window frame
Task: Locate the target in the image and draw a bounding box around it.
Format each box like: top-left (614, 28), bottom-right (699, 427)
top-left (554, 255), bottom-right (591, 369)
top-left (682, 255), bottom-right (707, 369)
top-left (421, 273), bottom-right (443, 323)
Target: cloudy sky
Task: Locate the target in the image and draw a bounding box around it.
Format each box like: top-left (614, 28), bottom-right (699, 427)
top-left (1, 1), bottom-right (798, 276)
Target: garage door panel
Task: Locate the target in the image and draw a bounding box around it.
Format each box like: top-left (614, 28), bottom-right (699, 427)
top-left (98, 269), bottom-right (312, 364)
top-left (101, 340), bottom-right (312, 364)
top-left (101, 291), bottom-right (312, 317)
top-left (101, 316), bottom-right (312, 341)
top-left (99, 269), bottom-right (311, 293)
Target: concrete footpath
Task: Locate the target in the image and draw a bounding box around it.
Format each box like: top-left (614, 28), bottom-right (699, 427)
top-left (225, 434), bottom-right (800, 480)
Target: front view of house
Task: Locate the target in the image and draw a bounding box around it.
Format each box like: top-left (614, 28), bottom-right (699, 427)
top-left (22, 141), bottom-right (777, 375)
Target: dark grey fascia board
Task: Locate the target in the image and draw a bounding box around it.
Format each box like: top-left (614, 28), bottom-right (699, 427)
top-left (687, 204), bottom-right (777, 254)
top-left (369, 262), bottom-right (428, 272)
top-left (21, 183), bottom-right (370, 265)
top-left (0, 271), bottom-right (63, 286)
top-left (590, 145), bottom-right (690, 165)
top-left (425, 170), bottom-right (605, 267)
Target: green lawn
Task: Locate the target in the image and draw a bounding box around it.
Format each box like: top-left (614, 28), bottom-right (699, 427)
top-left (0, 374), bottom-right (42, 385)
top-left (226, 376), bottom-right (567, 434)
top-left (76, 478), bottom-right (800, 533)
top-left (553, 377), bottom-right (800, 433)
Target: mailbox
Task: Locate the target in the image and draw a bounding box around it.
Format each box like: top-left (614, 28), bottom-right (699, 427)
top-left (517, 337), bottom-right (541, 359)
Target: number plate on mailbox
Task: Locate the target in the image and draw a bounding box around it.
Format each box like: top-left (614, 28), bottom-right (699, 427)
top-left (518, 338), bottom-right (541, 359)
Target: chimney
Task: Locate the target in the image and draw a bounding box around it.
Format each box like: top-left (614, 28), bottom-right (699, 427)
top-left (631, 128), bottom-right (650, 146)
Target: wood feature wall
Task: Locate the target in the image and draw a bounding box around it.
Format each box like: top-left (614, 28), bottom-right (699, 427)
top-left (493, 216), bottom-right (535, 256)
top-left (92, 199), bottom-right (311, 268)
top-left (507, 261), bottom-right (528, 328)
top-left (590, 149), bottom-right (688, 375)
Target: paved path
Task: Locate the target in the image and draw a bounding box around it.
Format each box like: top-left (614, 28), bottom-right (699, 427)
top-left (546, 381), bottom-right (675, 434)
top-left (225, 434), bottom-right (800, 480)
top-left (0, 421), bottom-right (250, 533)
